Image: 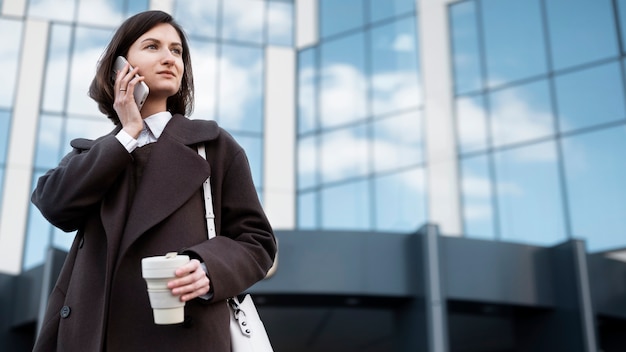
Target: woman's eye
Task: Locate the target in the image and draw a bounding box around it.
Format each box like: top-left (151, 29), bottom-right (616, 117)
top-left (172, 48), bottom-right (182, 55)
top-left (146, 44), bottom-right (157, 50)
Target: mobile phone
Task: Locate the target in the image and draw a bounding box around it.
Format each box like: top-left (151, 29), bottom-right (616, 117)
top-left (112, 56), bottom-right (150, 110)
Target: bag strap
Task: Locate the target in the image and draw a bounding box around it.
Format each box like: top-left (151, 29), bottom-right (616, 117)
top-left (197, 144), bottom-right (216, 240)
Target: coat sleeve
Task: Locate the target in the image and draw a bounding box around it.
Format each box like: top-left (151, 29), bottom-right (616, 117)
top-left (183, 149), bottom-right (276, 301)
top-left (31, 135), bottom-right (132, 232)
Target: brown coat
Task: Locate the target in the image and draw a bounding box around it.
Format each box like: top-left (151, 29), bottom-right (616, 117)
top-left (31, 115), bottom-right (276, 352)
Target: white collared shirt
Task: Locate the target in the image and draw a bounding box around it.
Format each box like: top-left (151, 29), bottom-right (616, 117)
top-left (115, 111), bottom-right (173, 153)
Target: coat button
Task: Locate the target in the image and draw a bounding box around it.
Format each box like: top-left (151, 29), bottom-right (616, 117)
top-left (60, 306), bottom-right (71, 318)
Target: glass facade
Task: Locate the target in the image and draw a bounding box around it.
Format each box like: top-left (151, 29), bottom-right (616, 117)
top-left (297, 0), bottom-right (424, 232)
top-left (451, 0), bottom-right (626, 251)
top-left (15, 0), bottom-right (293, 270)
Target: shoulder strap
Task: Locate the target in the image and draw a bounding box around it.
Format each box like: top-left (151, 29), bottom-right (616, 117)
top-left (197, 144), bottom-right (216, 239)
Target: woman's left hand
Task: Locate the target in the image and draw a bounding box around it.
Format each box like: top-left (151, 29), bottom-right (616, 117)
top-left (167, 259), bottom-right (211, 302)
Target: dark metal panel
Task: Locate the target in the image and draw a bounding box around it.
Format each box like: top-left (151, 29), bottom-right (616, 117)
top-left (588, 253), bottom-right (626, 319)
top-left (251, 230), bottom-right (412, 296)
top-left (442, 236), bottom-right (555, 307)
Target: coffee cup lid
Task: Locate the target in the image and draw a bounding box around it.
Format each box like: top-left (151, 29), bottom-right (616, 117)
top-left (141, 252), bottom-right (190, 270)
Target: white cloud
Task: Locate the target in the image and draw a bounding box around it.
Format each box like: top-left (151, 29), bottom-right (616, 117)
top-left (392, 33), bottom-right (415, 52)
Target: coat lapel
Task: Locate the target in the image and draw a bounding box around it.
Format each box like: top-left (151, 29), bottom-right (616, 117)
top-left (118, 115), bottom-right (219, 256)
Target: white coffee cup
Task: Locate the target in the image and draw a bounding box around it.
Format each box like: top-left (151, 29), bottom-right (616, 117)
top-left (141, 252), bottom-right (190, 324)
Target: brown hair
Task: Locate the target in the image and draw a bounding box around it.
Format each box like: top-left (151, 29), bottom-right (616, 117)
top-left (88, 10), bottom-right (194, 124)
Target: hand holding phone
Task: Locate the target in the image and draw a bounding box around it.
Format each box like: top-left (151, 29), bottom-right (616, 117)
top-left (113, 56), bottom-right (149, 111)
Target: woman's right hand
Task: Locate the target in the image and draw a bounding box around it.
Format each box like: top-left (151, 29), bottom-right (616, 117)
top-left (113, 62), bottom-right (144, 139)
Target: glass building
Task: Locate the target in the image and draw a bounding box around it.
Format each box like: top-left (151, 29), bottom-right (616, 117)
top-left (0, 0), bottom-right (625, 351)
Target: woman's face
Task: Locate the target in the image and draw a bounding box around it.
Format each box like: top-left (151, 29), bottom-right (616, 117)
top-left (126, 23), bottom-right (184, 100)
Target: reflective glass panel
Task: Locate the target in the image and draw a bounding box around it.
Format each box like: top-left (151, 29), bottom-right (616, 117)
top-left (368, 0), bottom-right (415, 23)
top-left (43, 24), bottom-right (72, 113)
top-left (77, 0), bottom-right (124, 26)
top-left (481, 0), bottom-right (547, 86)
top-left (23, 172), bottom-right (52, 270)
top-left (126, 0), bottom-right (150, 17)
top-left (450, 0), bottom-right (482, 94)
top-left (231, 134), bottom-right (263, 191)
top-left (562, 127), bottom-right (626, 252)
top-left (321, 180), bottom-right (370, 230)
top-left (0, 19), bottom-right (22, 108)
top-left (461, 155), bottom-right (495, 240)
top-left (374, 168), bottom-right (426, 232)
top-left (28, 0), bottom-right (75, 21)
top-left (370, 16), bottom-right (421, 116)
top-left (67, 27), bottom-right (111, 117)
top-left (298, 135), bottom-right (317, 190)
top-left (372, 111), bottom-right (423, 173)
top-left (319, 0), bottom-right (364, 38)
top-left (174, 0), bottom-right (219, 38)
top-left (0, 111), bottom-right (9, 164)
top-left (298, 191), bottom-right (317, 229)
top-left (494, 141), bottom-right (566, 245)
top-left (456, 94), bottom-right (488, 154)
top-left (34, 114), bottom-right (64, 170)
top-left (619, 0), bottom-right (626, 54)
top-left (61, 117), bottom-right (113, 155)
top-left (298, 48), bottom-right (317, 135)
top-left (189, 40), bottom-right (217, 121)
top-left (319, 33), bottom-right (367, 128)
top-left (218, 44), bottom-right (263, 133)
top-left (0, 169), bottom-right (3, 213)
top-left (545, 0), bottom-right (618, 70)
top-left (222, 0), bottom-right (265, 44)
top-left (490, 80), bottom-right (554, 147)
top-left (321, 124), bottom-right (368, 184)
top-left (268, 1), bottom-right (294, 46)
top-left (555, 62), bottom-right (625, 133)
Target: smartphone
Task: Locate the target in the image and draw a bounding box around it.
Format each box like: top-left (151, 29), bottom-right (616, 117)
top-left (112, 56), bottom-right (150, 110)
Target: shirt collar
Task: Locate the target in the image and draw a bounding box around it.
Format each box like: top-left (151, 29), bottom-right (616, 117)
top-left (143, 111), bottom-right (172, 140)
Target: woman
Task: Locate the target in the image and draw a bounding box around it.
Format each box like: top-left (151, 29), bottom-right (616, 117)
top-left (31, 10), bottom-right (276, 352)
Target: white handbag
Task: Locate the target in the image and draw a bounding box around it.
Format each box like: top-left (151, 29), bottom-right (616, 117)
top-left (197, 144), bottom-right (274, 352)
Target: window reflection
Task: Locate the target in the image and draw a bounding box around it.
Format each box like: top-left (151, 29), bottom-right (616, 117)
top-left (562, 127), bottom-right (626, 251)
top-left (0, 111), bottom-right (9, 165)
top-left (61, 117), bottom-right (113, 155)
top-left (489, 79), bottom-right (554, 147)
top-left (23, 172), bottom-right (53, 270)
top-left (67, 27), bottom-right (112, 117)
top-left (370, 16), bottom-right (421, 116)
top-left (222, 0), bottom-right (264, 44)
top-left (322, 180), bottom-right (370, 230)
top-left (320, 0), bottom-right (364, 38)
top-left (374, 168), bottom-right (426, 232)
top-left (450, 1), bottom-right (482, 94)
top-left (174, 0), bottom-right (219, 38)
top-left (298, 136), bottom-right (317, 190)
top-left (368, 0), bottom-right (415, 24)
top-left (189, 40), bottom-right (217, 121)
top-left (28, 0), bottom-right (76, 22)
top-left (456, 95), bottom-right (488, 154)
top-left (319, 32), bottom-right (367, 128)
top-left (494, 141), bottom-right (566, 245)
top-left (461, 155), bottom-right (495, 240)
top-left (482, 0), bottom-right (547, 86)
top-left (298, 191), bottom-right (317, 229)
top-left (34, 115), bottom-right (64, 170)
top-left (321, 125), bottom-right (368, 184)
top-left (0, 19), bottom-right (22, 108)
top-left (298, 48), bottom-right (317, 135)
top-left (218, 44), bottom-right (263, 133)
top-left (43, 24), bottom-right (72, 113)
top-left (545, 0), bottom-right (618, 70)
top-left (268, 1), bottom-right (293, 47)
top-left (77, 0), bottom-right (124, 26)
top-left (555, 61), bottom-right (625, 133)
top-left (372, 111), bottom-right (423, 172)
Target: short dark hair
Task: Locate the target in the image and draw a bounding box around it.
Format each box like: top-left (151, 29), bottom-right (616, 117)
top-left (88, 10), bottom-right (194, 124)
